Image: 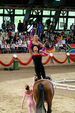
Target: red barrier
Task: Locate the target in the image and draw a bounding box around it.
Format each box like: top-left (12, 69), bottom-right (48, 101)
top-left (43, 56), bottom-right (51, 65)
top-left (16, 56), bottom-right (51, 65)
top-left (69, 55), bottom-right (75, 62)
top-left (0, 54), bottom-right (75, 66)
top-left (0, 57), bottom-right (15, 66)
top-left (16, 57), bottom-right (32, 65)
top-left (53, 56), bottom-right (68, 64)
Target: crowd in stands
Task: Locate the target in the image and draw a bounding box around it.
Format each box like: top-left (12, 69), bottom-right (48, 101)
top-left (0, 20), bottom-right (75, 54)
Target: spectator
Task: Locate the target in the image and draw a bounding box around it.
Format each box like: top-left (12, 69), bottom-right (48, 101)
top-left (2, 20), bottom-right (6, 32)
top-left (4, 41), bottom-right (11, 53)
top-left (19, 32), bottom-right (25, 39)
top-left (13, 32), bottom-right (19, 43)
top-left (11, 23), bottom-right (15, 32)
top-left (37, 21), bottom-right (42, 37)
top-left (8, 30), bottom-right (13, 40)
top-left (2, 31), bottom-right (8, 40)
top-left (18, 38), bottom-right (22, 52)
top-left (17, 20), bottom-right (24, 32)
top-left (22, 39), bottom-right (28, 53)
top-left (1, 40), bottom-right (5, 53)
top-left (70, 23), bottom-right (74, 32)
top-left (10, 41), bottom-right (16, 53)
top-left (18, 38), bottom-right (22, 46)
top-left (11, 30), bottom-right (15, 38)
top-left (0, 32), bottom-right (3, 41)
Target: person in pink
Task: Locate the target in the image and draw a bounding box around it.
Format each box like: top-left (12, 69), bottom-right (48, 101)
top-left (21, 85), bottom-right (36, 113)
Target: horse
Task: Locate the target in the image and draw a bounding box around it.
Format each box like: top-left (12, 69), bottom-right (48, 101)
top-left (33, 79), bottom-right (54, 113)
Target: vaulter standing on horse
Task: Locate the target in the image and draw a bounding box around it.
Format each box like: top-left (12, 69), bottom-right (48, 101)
top-left (28, 34), bottom-right (51, 81)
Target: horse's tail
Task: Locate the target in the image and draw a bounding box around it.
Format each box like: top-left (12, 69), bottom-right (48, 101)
top-left (36, 83), bottom-right (46, 113)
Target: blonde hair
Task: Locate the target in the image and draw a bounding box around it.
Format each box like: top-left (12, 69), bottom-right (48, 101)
top-left (33, 35), bottom-right (39, 42)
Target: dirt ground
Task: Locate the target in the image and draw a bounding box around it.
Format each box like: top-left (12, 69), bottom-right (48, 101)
top-left (0, 65), bottom-right (75, 113)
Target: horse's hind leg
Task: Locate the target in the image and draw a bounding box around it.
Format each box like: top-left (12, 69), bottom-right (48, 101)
top-left (47, 104), bottom-right (52, 113)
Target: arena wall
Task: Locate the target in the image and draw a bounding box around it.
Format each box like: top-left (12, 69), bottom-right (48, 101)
top-left (0, 52), bottom-right (75, 69)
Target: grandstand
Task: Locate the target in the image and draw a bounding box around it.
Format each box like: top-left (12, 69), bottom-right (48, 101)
top-left (0, 0), bottom-right (75, 53)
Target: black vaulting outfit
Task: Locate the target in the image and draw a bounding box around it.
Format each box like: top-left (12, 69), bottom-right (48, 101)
top-left (31, 43), bottom-right (46, 80)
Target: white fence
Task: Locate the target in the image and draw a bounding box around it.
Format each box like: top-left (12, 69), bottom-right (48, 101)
top-left (52, 79), bottom-right (75, 91)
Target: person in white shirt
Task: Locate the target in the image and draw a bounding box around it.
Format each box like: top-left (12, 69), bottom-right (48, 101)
top-left (1, 41), bottom-right (5, 53)
top-left (2, 31), bottom-right (8, 40)
top-left (22, 40), bottom-right (28, 53)
top-left (11, 41), bottom-right (16, 53)
top-left (18, 38), bottom-right (22, 47)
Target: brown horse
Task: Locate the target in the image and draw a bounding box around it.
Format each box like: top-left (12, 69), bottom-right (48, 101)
top-left (33, 79), bottom-right (54, 113)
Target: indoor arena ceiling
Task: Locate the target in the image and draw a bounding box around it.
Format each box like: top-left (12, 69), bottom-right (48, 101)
top-left (0, 0), bottom-right (75, 9)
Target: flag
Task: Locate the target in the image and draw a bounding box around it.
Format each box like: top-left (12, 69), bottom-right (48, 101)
top-left (45, 46), bottom-right (55, 53)
top-left (66, 44), bottom-right (75, 53)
